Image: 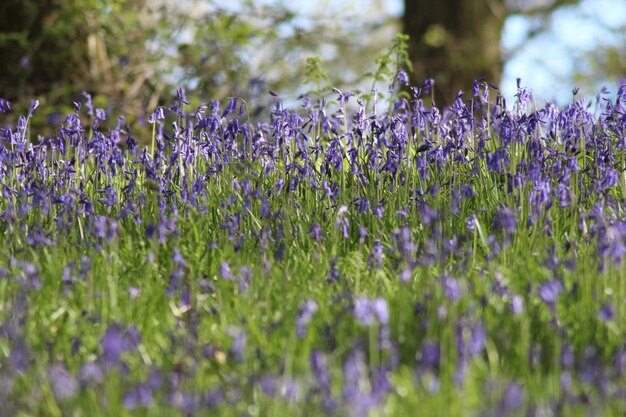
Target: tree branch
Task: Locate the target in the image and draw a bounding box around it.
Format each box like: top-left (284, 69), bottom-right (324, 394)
top-left (507, 0), bottom-right (580, 17)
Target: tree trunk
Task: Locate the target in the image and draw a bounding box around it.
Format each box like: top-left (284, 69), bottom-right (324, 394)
top-left (403, 0), bottom-right (506, 106)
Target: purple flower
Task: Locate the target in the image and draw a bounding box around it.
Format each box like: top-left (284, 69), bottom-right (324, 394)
top-left (353, 297), bottom-right (388, 326)
top-left (396, 70), bottom-right (409, 87)
top-left (95, 108), bottom-right (107, 121)
top-left (101, 324), bottom-right (141, 366)
top-left (260, 199), bottom-right (271, 218)
top-left (335, 205), bottom-right (349, 239)
top-left (423, 78), bottom-right (435, 94)
top-left (494, 206), bottom-right (516, 235)
top-left (169, 391), bottom-right (198, 414)
top-left (326, 258), bottom-right (341, 284)
top-left (295, 299), bottom-right (318, 339)
top-left (400, 267), bottom-right (411, 283)
top-left (472, 78), bottom-right (483, 97)
top-left (149, 106), bottom-right (165, 123)
top-left (419, 341), bottom-right (440, 370)
top-left (369, 240), bottom-right (384, 267)
top-left (0, 98), bottom-right (11, 113)
top-left (83, 91), bottom-right (94, 116)
top-left (538, 280), bottom-right (563, 305)
top-left (372, 299), bottom-right (389, 325)
top-left (560, 371), bottom-right (572, 392)
top-left (308, 223), bottom-right (323, 242)
top-left (353, 298), bottom-right (374, 326)
top-left (48, 364), bottom-right (78, 401)
top-left (561, 345), bottom-right (575, 368)
top-left (124, 384), bottom-right (154, 409)
top-left (10, 340), bottom-right (29, 372)
top-left (128, 286), bottom-right (140, 299)
top-left (261, 375), bottom-right (278, 396)
top-left (468, 323), bottom-right (486, 356)
top-left (441, 275), bottom-right (462, 301)
top-left (97, 185), bottom-right (118, 210)
top-left (220, 262), bottom-right (234, 280)
top-left (79, 361), bottom-right (104, 386)
top-left (500, 382), bottom-right (524, 411)
top-left (618, 81), bottom-right (626, 102)
top-left (359, 226), bottom-right (368, 241)
top-left (93, 215), bottom-right (119, 241)
top-left (310, 350), bottom-right (331, 390)
top-left (511, 295), bottom-right (524, 315)
top-left (204, 388), bottom-right (224, 408)
top-left (228, 326), bottom-right (246, 362)
top-left (28, 99), bottom-right (40, 116)
top-left (373, 204), bottom-right (385, 219)
top-left (176, 86), bottom-right (190, 105)
top-left (342, 349), bottom-right (366, 402)
top-left (598, 302), bottom-right (614, 322)
top-left (466, 214), bottom-right (476, 231)
top-left (280, 378), bottom-right (299, 402)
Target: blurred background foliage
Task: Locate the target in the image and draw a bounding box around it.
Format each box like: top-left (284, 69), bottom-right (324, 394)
top-left (0, 0), bottom-right (624, 130)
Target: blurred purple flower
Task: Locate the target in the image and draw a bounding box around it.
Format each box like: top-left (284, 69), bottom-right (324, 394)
top-left (494, 206), bottom-right (516, 235)
top-left (423, 79), bottom-right (435, 94)
top-left (598, 302), bottom-right (614, 322)
top-left (499, 382), bottom-right (524, 412)
top-left (468, 323), bottom-right (486, 356)
top-left (400, 267), bottom-right (411, 283)
top-left (128, 286), bottom-right (140, 299)
top-left (261, 375), bottom-right (278, 396)
top-left (0, 98), bottom-right (11, 113)
top-left (220, 262), bottom-right (234, 280)
top-left (101, 324), bottom-right (141, 366)
top-left (79, 361), bottom-right (104, 386)
top-left (561, 345), bottom-right (575, 368)
top-left (124, 384), bottom-right (154, 409)
top-left (441, 275), bottom-right (462, 301)
top-left (511, 295), bottom-right (524, 315)
top-left (28, 99), bottom-right (40, 116)
top-left (326, 258), bottom-right (341, 284)
top-left (48, 364), bottom-right (78, 401)
top-left (311, 350), bottom-right (331, 390)
top-left (538, 280), bottom-right (563, 305)
top-left (308, 223), bottom-right (323, 242)
top-left (419, 341), bottom-right (440, 370)
top-left (169, 391), bottom-right (198, 414)
top-left (369, 240), bottom-right (384, 268)
top-left (228, 326), bottom-right (246, 362)
top-left (396, 70), bottom-right (409, 87)
top-left (353, 297), bottom-right (388, 326)
top-left (83, 91), bottom-right (94, 116)
top-left (295, 299), bottom-right (318, 339)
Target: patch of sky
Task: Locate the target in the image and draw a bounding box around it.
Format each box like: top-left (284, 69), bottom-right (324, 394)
top-left (173, 0), bottom-right (625, 107)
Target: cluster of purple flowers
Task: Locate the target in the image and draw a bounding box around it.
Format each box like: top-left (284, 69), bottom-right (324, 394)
top-left (0, 78), bottom-right (626, 415)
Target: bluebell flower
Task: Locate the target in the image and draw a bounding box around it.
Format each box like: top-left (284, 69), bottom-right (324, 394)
top-left (538, 280), bottom-right (563, 306)
top-left (101, 324), bottom-right (141, 367)
top-left (48, 364), bottom-right (78, 401)
top-left (0, 98), bottom-right (11, 113)
top-left (123, 384), bottom-right (154, 409)
top-left (598, 302), bottom-right (614, 322)
top-left (419, 341), bottom-right (440, 370)
top-left (353, 297), bottom-right (388, 326)
top-left (396, 70), bottom-right (409, 87)
top-left (295, 299), bottom-right (318, 339)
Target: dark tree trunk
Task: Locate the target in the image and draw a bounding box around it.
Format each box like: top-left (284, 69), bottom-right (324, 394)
top-left (403, 0), bottom-right (506, 106)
